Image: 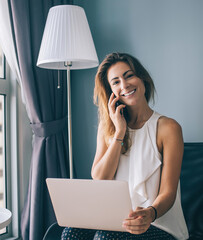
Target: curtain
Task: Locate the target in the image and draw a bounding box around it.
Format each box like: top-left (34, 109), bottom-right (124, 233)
top-left (0, 0), bottom-right (24, 100)
top-left (8, 0), bottom-right (72, 239)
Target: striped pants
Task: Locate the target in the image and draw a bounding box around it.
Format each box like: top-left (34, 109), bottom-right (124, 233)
top-left (61, 225), bottom-right (176, 240)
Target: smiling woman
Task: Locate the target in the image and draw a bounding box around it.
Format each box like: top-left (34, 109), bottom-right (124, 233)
top-left (60, 52), bottom-right (189, 240)
top-left (91, 53), bottom-right (188, 240)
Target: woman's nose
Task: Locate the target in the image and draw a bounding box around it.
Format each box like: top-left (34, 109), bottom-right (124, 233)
top-left (120, 78), bottom-right (129, 90)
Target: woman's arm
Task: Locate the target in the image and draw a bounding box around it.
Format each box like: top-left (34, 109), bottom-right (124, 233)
top-left (150, 117), bottom-right (184, 217)
top-left (91, 122), bottom-right (123, 180)
top-left (91, 93), bottom-right (126, 180)
top-left (123, 117), bottom-right (184, 234)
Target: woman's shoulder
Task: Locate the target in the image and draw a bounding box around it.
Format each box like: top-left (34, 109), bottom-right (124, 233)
top-left (158, 115), bottom-right (181, 128)
top-left (157, 115), bottom-right (183, 140)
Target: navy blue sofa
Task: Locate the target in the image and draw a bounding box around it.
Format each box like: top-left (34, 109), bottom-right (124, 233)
top-left (180, 143), bottom-right (203, 240)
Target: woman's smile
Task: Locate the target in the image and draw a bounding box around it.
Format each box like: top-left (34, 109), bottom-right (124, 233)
top-left (121, 89), bottom-right (136, 97)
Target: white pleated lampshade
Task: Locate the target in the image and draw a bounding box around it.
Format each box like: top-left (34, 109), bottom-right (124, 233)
top-left (37, 5), bottom-right (99, 70)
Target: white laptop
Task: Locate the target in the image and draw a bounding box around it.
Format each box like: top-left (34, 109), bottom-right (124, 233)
top-left (46, 178), bottom-right (132, 232)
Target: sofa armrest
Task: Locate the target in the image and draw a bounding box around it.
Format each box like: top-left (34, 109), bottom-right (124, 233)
top-left (180, 142), bottom-right (203, 240)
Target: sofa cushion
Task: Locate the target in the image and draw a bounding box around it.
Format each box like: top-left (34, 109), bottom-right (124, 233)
top-left (180, 143), bottom-right (203, 240)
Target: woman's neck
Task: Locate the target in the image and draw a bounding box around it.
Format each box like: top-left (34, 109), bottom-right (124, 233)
top-left (127, 103), bottom-right (153, 129)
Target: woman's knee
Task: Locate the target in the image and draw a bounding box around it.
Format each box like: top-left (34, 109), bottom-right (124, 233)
top-left (61, 227), bottom-right (75, 240)
top-left (94, 230), bottom-right (125, 240)
top-left (61, 227), bottom-right (96, 240)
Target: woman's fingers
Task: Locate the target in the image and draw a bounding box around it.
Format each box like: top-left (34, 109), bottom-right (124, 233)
top-left (108, 93), bottom-right (118, 112)
top-left (115, 104), bottom-right (126, 115)
top-left (129, 208), bottom-right (146, 218)
top-left (108, 93), bottom-right (123, 115)
top-left (108, 92), bottom-right (116, 105)
top-left (122, 218), bottom-right (149, 235)
top-left (124, 224), bottom-right (146, 231)
top-left (107, 93), bottom-right (126, 137)
top-left (123, 216), bottom-right (147, 226)
top-left (122, 207), bottom-right (152, 234)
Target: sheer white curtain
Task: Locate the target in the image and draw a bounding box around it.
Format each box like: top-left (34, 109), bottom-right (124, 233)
top-left (0, 0), bottom-right (25, 103)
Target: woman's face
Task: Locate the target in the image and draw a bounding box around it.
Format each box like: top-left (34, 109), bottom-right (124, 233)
top-left (107, 61), bottom-right (146, 106)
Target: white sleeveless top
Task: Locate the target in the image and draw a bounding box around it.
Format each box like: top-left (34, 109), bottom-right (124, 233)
top-left (114, 111), bottom-right (189, 240)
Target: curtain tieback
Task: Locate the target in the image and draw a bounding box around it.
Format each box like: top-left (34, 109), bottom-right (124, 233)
top-left (30, 116), bottom-right (67, 137)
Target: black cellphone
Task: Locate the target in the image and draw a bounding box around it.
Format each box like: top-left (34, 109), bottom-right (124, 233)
top-left (115, 100), bottom-right (124, 115)
top-left (115, 100), bottom-right (121, 108)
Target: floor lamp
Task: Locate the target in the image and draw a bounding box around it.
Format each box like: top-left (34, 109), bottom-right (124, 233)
top-left (36, 5), bottom-right (99, 179)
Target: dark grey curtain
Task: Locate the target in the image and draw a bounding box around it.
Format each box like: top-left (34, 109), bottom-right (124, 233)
top-left (8, 0), bottom-right (73, 239)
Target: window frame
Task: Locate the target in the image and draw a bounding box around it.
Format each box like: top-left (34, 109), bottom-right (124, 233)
top-left (0, 47), bottom-right (6, 79)
top-left (0, 93), bottom-right (8, 236)
top-left (0, 49), bottom-right (20, 240)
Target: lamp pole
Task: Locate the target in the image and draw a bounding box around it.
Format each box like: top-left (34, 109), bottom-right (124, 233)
top-left (65, 61), bottom-right (73, 179)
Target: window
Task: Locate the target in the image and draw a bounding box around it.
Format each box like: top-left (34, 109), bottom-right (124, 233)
top-left (0, 43), bottom-right (20, 240)
top-left (0, 42), bottom-right (20, 240)
top-left (0, 46), bottom-right (8, 236)
top-left (0, 95), bottom-right (6, 210)
top-left (0, 46), bottom-right (5, 78)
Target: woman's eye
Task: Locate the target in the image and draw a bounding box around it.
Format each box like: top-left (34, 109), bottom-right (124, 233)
top-left (112, 81), bottom-right (119, 85)
top-left (126, 74), bottom-right (134, 79)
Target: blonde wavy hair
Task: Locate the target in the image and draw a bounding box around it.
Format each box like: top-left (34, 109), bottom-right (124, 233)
top-left (94, 53), bottom-right (155, 153)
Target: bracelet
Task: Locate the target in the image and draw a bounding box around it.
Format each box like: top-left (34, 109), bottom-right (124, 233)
top-left (113, 137), bottom-right (124, 146)
top-left (148, 206), bottom-right (157, 222)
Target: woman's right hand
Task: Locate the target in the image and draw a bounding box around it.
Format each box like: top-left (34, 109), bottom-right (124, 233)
top-left (108, 93), bottom-right (127, 139)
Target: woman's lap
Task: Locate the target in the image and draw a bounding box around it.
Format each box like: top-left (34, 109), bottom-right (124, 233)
top-left (61, 225), bottom-right (176, 240)
top-left (61, 227), bottom-right (96, 240)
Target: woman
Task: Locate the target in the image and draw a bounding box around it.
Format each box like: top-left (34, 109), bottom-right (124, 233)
top-left (61, 53), bottom-right (189, 240)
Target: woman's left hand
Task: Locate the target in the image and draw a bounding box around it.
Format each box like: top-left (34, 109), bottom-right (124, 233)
top-left (122, 207), bottom-right (154, 235)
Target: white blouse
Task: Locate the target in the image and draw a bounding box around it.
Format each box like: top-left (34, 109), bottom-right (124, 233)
top-left (114, 111), bottom-right (189, 240)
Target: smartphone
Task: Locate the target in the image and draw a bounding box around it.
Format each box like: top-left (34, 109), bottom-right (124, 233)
top-left (115, 100), bottom-right (121, 109)
top-left (113, 93), bottom-right (125, 116)
top-left (116, 100), bottom-right (125, 116)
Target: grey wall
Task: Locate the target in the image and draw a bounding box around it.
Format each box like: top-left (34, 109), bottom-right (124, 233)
top-left (72, 0), bottom-right (203, 179)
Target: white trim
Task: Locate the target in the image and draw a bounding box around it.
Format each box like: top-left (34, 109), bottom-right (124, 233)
top-left (0, 62), bottom-right (20, 240)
